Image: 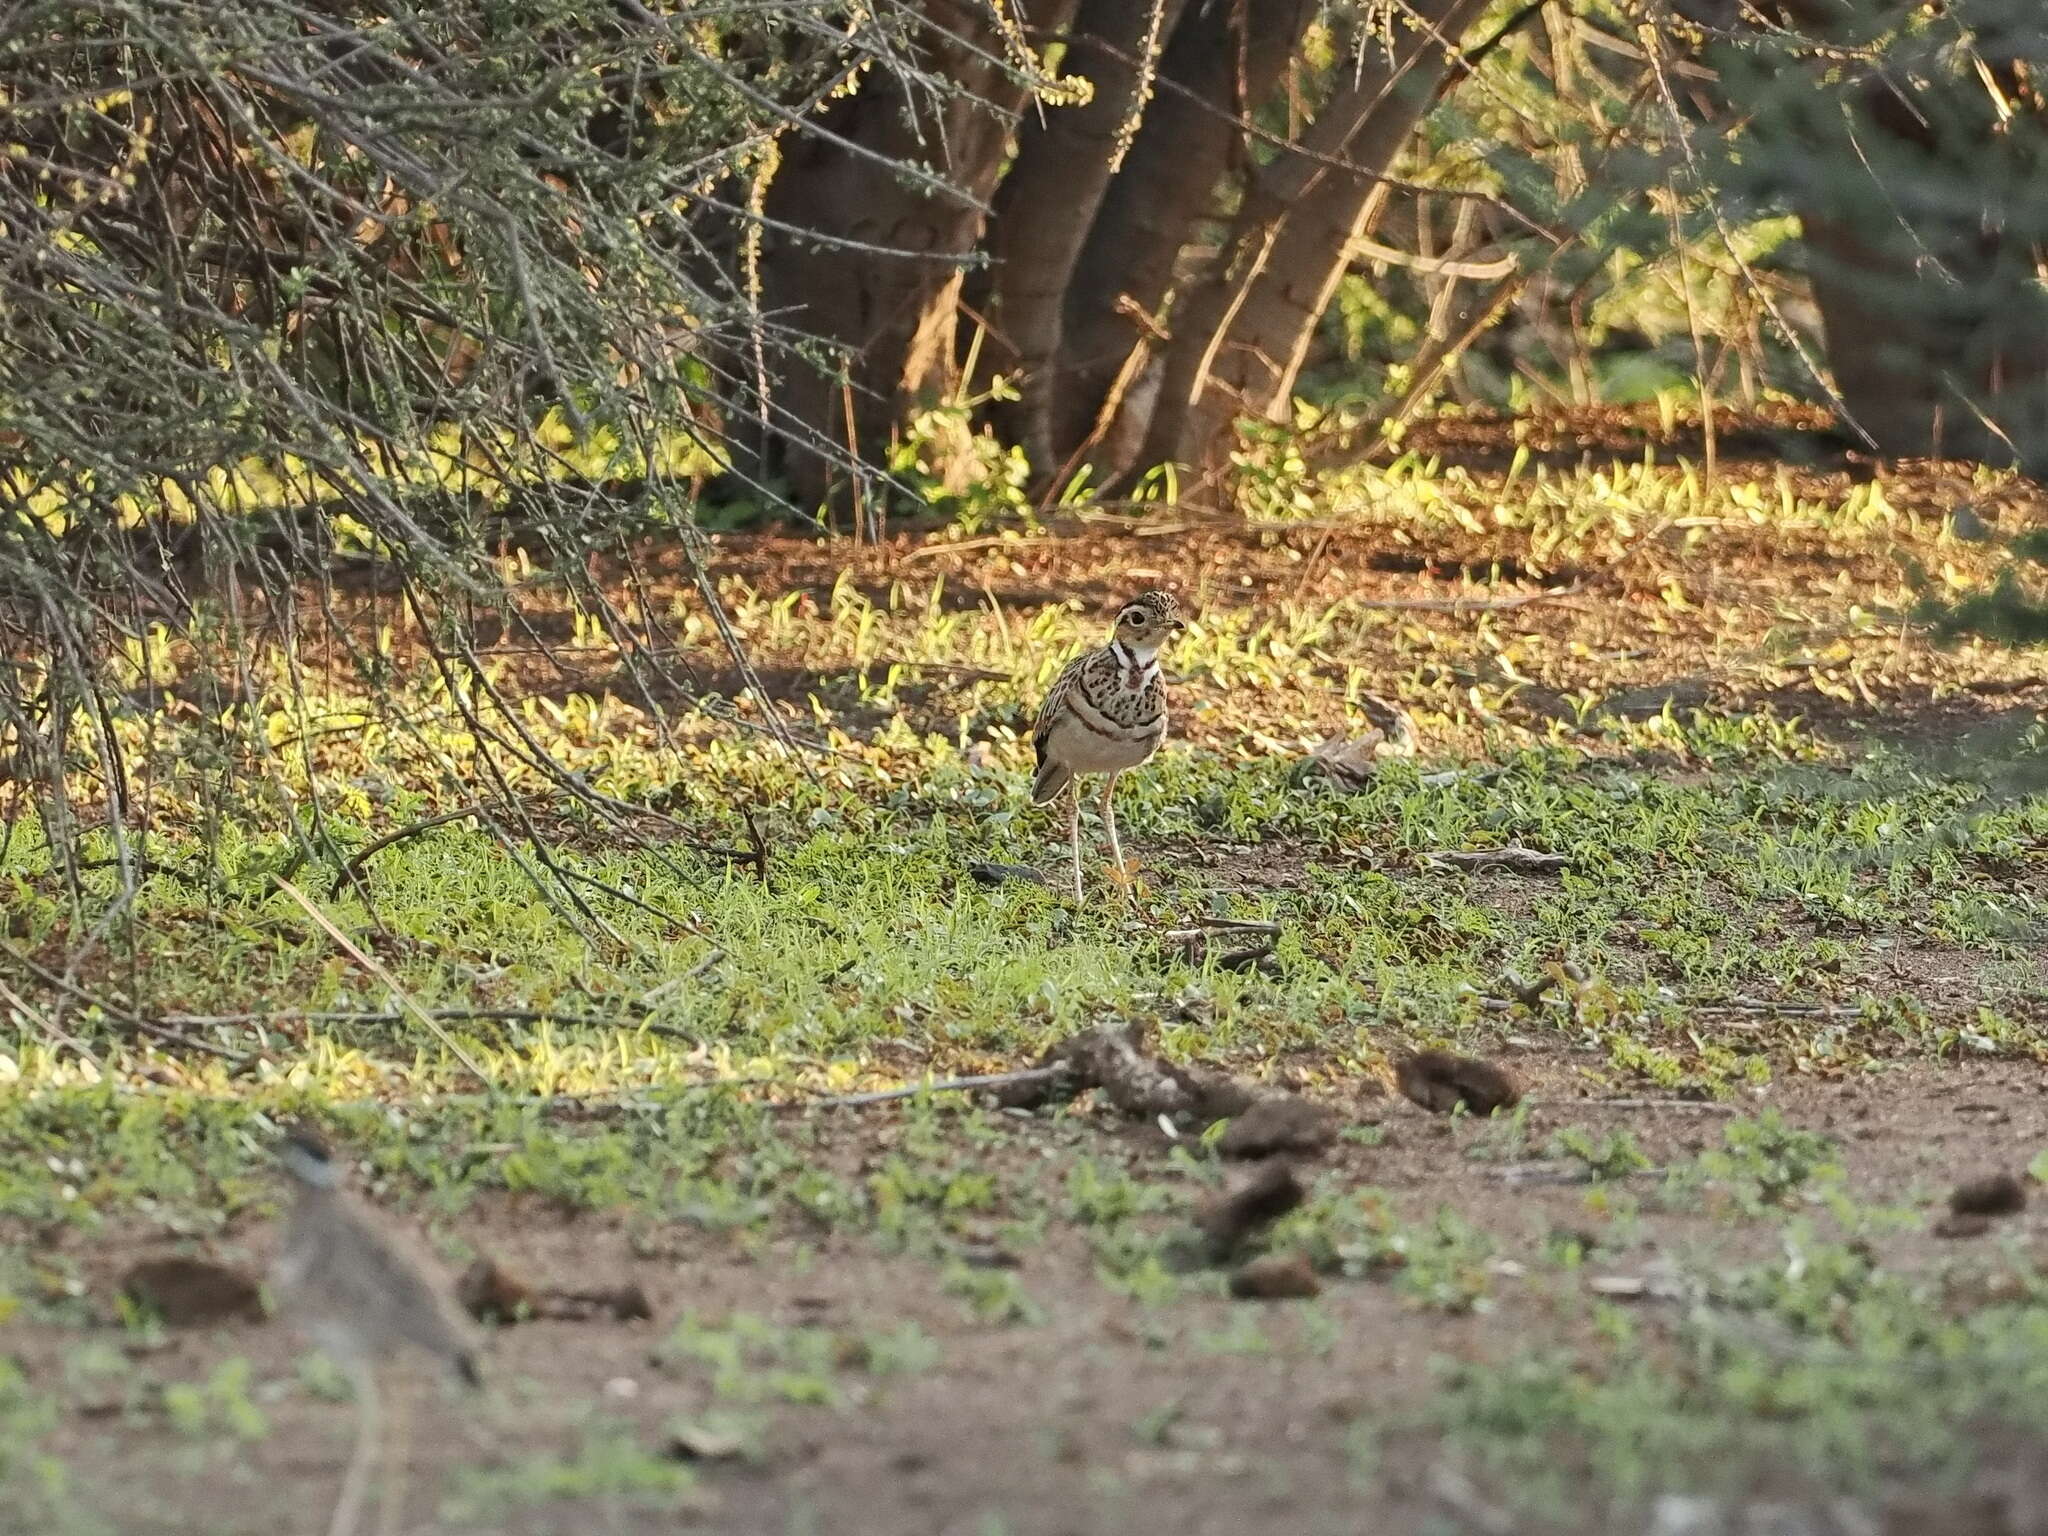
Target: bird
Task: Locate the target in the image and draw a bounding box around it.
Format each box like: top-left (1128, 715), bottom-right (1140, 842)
top-left (1030, 590), bottom-right (1186, 901)
top-left (270, 1123), bottom-right (483, 1536)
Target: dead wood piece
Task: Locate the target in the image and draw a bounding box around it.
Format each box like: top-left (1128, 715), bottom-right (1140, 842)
top-left (539, 1282), bottom-right (654, 1323)
top-left (991, 1020), bottom-right (1257, 1125)
top-left (1950, 1173), bottom-right (2027, 1218)
top-left (120, 1256), bottom-right (266, 1327)
top-left (1216, 939), bottom-right (1279, 974)
top-left (1500, 969), bottom-right (1559, 1009)
top-left (330, 803), bottom-right (484, 897)
top-left (990, 1034), bottom-right (1099, 1111)
top-left (1156, 927), bottom-right (1279, 973)
top-left (1194, 1161), bottom-right (1305, 1264)
top-left (1424, 846), bottom-right (1570, 875)
top-left (1229, 1252), bottom-right (1322, 1301)
top-left (460, 1257), bottom-right (653, 1323)
top-left (1302, 708), bottom-right (1419, 791)
top-left (1395, 1050), bottom-right (1521, 1116)
top-left (1182, 917), bottom-right (1283, 934)
top-left (1218, 1095), bottom-right (1342, 1160)
top-left (811, 1064), bottom-right (1069, 1110)
top-left (1079, 1021), bottom-right (1254, 1123)
top-left (968, 861), bottom-right (1049, 888)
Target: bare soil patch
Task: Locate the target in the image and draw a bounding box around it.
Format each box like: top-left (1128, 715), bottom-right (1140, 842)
top-left (17, 1058), bottom-right (2048, 1536)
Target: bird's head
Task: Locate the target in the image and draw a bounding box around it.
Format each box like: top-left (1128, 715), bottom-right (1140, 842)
top-left (277, 1122), bottom-right (343, 1190)
top-left (1112, 590), bottom-right (1186, 659)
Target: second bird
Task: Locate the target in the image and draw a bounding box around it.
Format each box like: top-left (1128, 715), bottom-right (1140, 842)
top-left (1031, 590), bottom-right (1185, 901)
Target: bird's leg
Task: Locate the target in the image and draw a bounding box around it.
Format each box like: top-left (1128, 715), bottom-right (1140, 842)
top-left (1098, 772), bottom-right (1128, 898)
top-left (328, 1357), bottom-right (381, 1536)
top-left (375, 1371), bottom-right (412, 1536)
top-left (1066, 787), bottom-right (1084, 903)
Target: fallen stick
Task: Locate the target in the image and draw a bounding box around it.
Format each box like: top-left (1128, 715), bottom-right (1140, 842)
top-left (158, 1006), bottom-right (648, 1032)
top-left (275, 877), bottom-right (495, 1088)
top-left (863, 657), bottom-right (1015, 683)
top-left (1424, 846), bottom-right (1570, 874)
top-left (638, 947), bottom-right (727, 1006)
top-left (799, 1064), bottom-right (1070, 1110)
top-left (1693, 996), bottom-right (1867, 1018)
top-left (1155, 917), bottom-right (1283, 937)
top-left (329, 803), bottom-right (485, 897)
top-left (0, 939), bottom-right (252, 1062)
top-left (1490, 1161), bottom-right (1670, 1186)
top-left (1522, 1097), bottom-right (1740, 1114)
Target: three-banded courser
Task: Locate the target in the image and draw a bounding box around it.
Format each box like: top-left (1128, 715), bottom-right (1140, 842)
top-left (272, 1125), bottom-right (482, 1536)
top-left (1030, 590), bottom-right (1186, 901)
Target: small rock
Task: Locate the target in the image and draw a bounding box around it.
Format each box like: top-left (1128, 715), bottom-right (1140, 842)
top-left (1394, 1050), bottom-right (1521, 1116)
top-left (1950, 1173), bottom-right (2026, 1218)
top-left (1217, 1096), bottom-right (1341, 1160)
top-left (1194, 1161), bottom-right (1305, 1263)
top-left (668, 1422), bottom-right (750, 1462)
top-left (1229, 1253), bottom-right (1321, 1301)
top-left (119, 1256), bottom-right (265, 1327)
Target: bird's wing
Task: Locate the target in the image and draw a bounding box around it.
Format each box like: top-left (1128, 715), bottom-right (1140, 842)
top-left (1033, 653), bottom-right (1089, 757)
top-left (336, 1197), bottom-right (481, 1367)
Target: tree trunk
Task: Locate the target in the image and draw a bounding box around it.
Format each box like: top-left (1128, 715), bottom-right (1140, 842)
top-left (1800, 210), bottom-right (2048, 467)
top-left (973, 0), bottom-right (1195, 479)
top-left (1788, 68), bottom-right (2048, 467)
top-left (1045, 0), bottom-right (1318, 474)
top-left (1137, 0), bottom-right (1491, 488)
top-left (1676, 0), bottom-right (2048, 468)
top-left (750, 0), bottom-right (1078, 513)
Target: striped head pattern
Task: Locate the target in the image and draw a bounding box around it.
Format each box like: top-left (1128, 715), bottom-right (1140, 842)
top-left (1111, 590), bottom-right (1185, 658)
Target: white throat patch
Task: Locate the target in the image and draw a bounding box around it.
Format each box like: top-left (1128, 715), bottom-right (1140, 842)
top-left (1110, 639), bottom-right (1160, 683)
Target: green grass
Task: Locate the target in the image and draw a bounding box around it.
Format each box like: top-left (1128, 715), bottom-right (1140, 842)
top-left (5, 449), bottom-right (2048, 1531)
top-left (8, 722), bottom-right (2041, 1094)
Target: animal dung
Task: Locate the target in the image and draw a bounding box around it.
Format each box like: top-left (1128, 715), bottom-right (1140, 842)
top-left (458, 1257), bottom-right (540, 1324)
top-left (119, 1256), bottom-right (267, 1327)
top-left (1394, 1050), bottom-right (1521, 1116)
top-left (1194, 1160), bottom-right (1306, 1263)
top-left (1228, 1253), bottom-right (1322, 1301)
top-left (1217, 1095), bottom-right (1341, 1160)
top-left (1949, 1173), bottom-right (2027, 1218)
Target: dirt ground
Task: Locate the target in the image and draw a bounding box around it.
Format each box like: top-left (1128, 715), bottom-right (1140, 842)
top-left (10, 405), bottom-right (2048, 1535)
top-left (15, 1053), bottom-right (2048, 1536)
